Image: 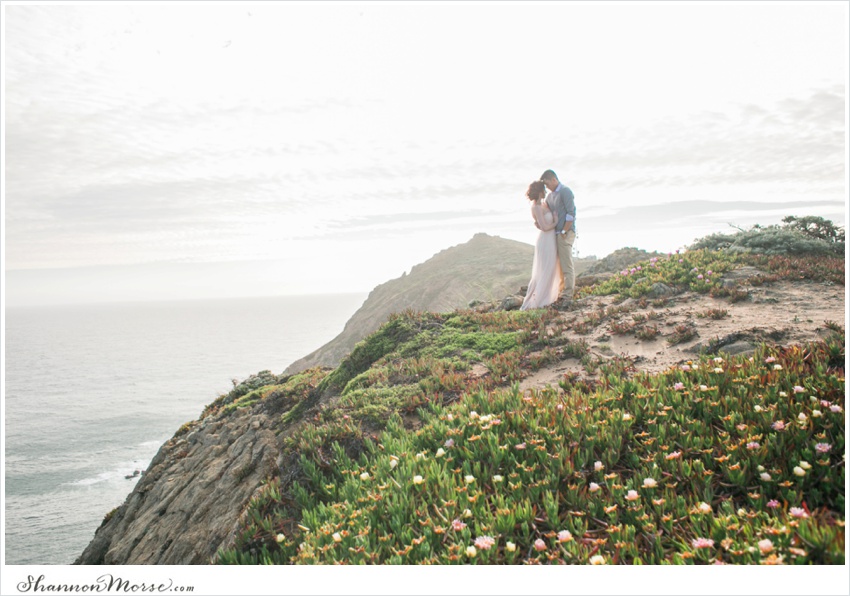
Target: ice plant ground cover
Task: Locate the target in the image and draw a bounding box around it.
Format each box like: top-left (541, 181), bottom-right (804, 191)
top-left (210, 248), bottom-right (844, 565)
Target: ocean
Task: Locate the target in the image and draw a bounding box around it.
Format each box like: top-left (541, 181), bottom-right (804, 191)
top-left (3, 293), bottom-right (367, 565)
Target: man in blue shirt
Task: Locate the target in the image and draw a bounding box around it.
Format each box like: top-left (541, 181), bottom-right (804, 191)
top-left (541, 169), bottom-right (576, 302)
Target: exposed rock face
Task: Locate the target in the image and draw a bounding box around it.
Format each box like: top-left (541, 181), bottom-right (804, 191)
top-left (76, 408), bottom-right (278, 565)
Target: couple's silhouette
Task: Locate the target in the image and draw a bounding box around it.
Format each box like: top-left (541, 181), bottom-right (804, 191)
top-left (520, 169), bottom-right (576, 311)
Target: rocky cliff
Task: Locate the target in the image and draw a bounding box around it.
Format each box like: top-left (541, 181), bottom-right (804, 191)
top-left (76, 405), bottom-right (279, 564)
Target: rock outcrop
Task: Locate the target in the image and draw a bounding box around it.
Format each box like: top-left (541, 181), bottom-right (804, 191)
top-left (76, 407), bottom-right (278, 564)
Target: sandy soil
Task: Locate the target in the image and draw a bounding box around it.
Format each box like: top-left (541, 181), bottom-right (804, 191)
top-left (519, 269), bottom-right (846, 393)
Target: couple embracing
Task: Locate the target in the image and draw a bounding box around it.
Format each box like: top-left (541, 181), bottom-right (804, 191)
top-left (520, 169), bottom-right (577, 311)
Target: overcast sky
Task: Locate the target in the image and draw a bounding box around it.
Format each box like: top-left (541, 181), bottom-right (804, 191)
top-left (3, 1), bottom-right (847, 306)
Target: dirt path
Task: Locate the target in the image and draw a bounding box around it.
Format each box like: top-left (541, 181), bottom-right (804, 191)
top-left (519, 274), bottom-right (845, 393)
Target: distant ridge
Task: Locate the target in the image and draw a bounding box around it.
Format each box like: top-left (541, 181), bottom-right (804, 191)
top-left (284, 234), bottom-right (530, 373)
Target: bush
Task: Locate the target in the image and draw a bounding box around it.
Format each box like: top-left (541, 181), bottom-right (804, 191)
top-left (690, 217), bottom-right (845, 257)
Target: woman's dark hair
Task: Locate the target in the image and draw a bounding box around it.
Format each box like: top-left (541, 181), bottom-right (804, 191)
top-left (526, 180), bottom-right (546, 201)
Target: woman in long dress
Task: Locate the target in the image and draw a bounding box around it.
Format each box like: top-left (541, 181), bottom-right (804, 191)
top-left (520, 180), bottom-right (563, 310)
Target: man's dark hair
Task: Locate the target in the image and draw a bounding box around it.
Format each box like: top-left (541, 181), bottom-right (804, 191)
top-left (540, 169), bottom-right (558, 181)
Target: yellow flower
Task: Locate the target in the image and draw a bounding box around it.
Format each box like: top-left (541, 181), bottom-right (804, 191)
top-left (506, 541), bottom-right (516, 552)
top-left (466, 545), bottom-right (477, 558)
top-left (275, 533), bottom-right (286, 543)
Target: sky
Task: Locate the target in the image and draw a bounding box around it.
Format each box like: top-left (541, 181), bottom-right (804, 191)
top-left (2, 1), bottom-right (847, 306)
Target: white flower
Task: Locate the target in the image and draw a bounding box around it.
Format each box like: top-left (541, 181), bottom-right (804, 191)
top-left (557, 530), bottom-right (573, 543)
top-left (625, 490), bottom-right (639, 501)
top-left (462, 508), bottom-right (473, 518)
top-left (812, 410), bottom-right (822, 418)
top-left (360, 472), bottom-right (370, 481)
top-left (757, 465), bottom-right (765, 472)
top-left (275, 533), bottom-right (286, 543)
top-left (622, 413), bottom-right (632, 421)
top-left (588, 482), bottom-right (601, 493)
top-left (793, 466), bottom-right (806, 477)
top-left (469, 411), bottom-right (479, 420)
top-left (773, 364), bottom-right (783, 370)
top-left (799, 461), bottom-right (811, 470)
top-left (643, 477), bottom-right (657, 488)
top-left (466, 545), bottom-right (477, 558)
top-left (713, 367), bottom-right (724, 373)
top-left (332, 532), bottom-right (342, 543)
top-left (464, 475), bottom-right (476, 484)
top-left (590, 554), bottom-right (605, 565)
top-left (506, 541), bottom-right (516, 552)
top-left (779, 391), bottom-right (788, 397)
top-left (713, 357), bottom-right (724, 364)
top-left (413, 475), bottom-right (425, 484)
top-left (435, 448), bottom-right (446, 458)
top-left (760, 473), bottom-right (772, 481)
top-left (754, 405), bottom-right (763, 412)
top-left (798, 413), bottom-right (808, 421)
top-left (594, 461), bottom-right (604, 472)
top-left (698, 502), bottom-right (712, 514)
top-left (416, 452), bottom-right (426, 461)
top-left (493, 475), bottom-right (504, 483)
top-left (389, 456), bottom-right (399, 469)
top-left (700, 385), bottom-right (709, 392)
top-left (738, 508), bottom-right (747, 516)
top-left (447, 414), bottom-right (453, 421)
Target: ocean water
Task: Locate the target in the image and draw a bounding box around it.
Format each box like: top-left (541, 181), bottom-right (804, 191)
top-left (3, 293), bottom-right (367, 565)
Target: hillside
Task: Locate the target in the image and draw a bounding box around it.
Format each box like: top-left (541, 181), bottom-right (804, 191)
top-left (284, 233), bottom-right (604, 374)
top-left (76, 227), bottom-right (846, 566)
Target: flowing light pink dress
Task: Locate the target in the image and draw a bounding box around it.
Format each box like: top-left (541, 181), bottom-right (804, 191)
top-left (520, 201), bottom-right (563, 310)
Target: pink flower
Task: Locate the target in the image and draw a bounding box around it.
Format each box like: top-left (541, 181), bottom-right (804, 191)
top-left (533, 539), bottom-right (546, 552)
top-left (681, 365), bottom-right (691, 372)
top-left (829, 405), bottom-right (842, 413)
top-left (766, 500), bottom-right (780, 509)
top-left (444, 439), bottom-right (454, 448)
top-left (793, 386), bottom-right (805, 394)
top-left (557, 530), bottom-right (573, 543)
top-left (515, 442), bottom-right (526, 450)
top-left (665, 451), bottom-right (681, 460)
top-left (815, 443), bottom-right (831, 454)
top-left (556, 403), bottom-right (564, 411)
top-left (758, 539), bottom-right (773, 554)
top-left (746, 442), bottom-right (760, 450)
top-left (474, 535), bottom-right (495, 550)
top-left (697, 274), bottom-right (704, 280)
top-left (673, 382), bottom-right (685, 390)
top-left (692, 537), bottom-right (715, 549)
top-left (771, 421), bottom-right (785, 431)
top-left (764, 357), bottom-right (776, 363)
top-left (789, 507), bottom-right (809, 519)
top-left (625, 490), bottom-right (639, 501)
top-left (451, 519), bottom-right (467, 531)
